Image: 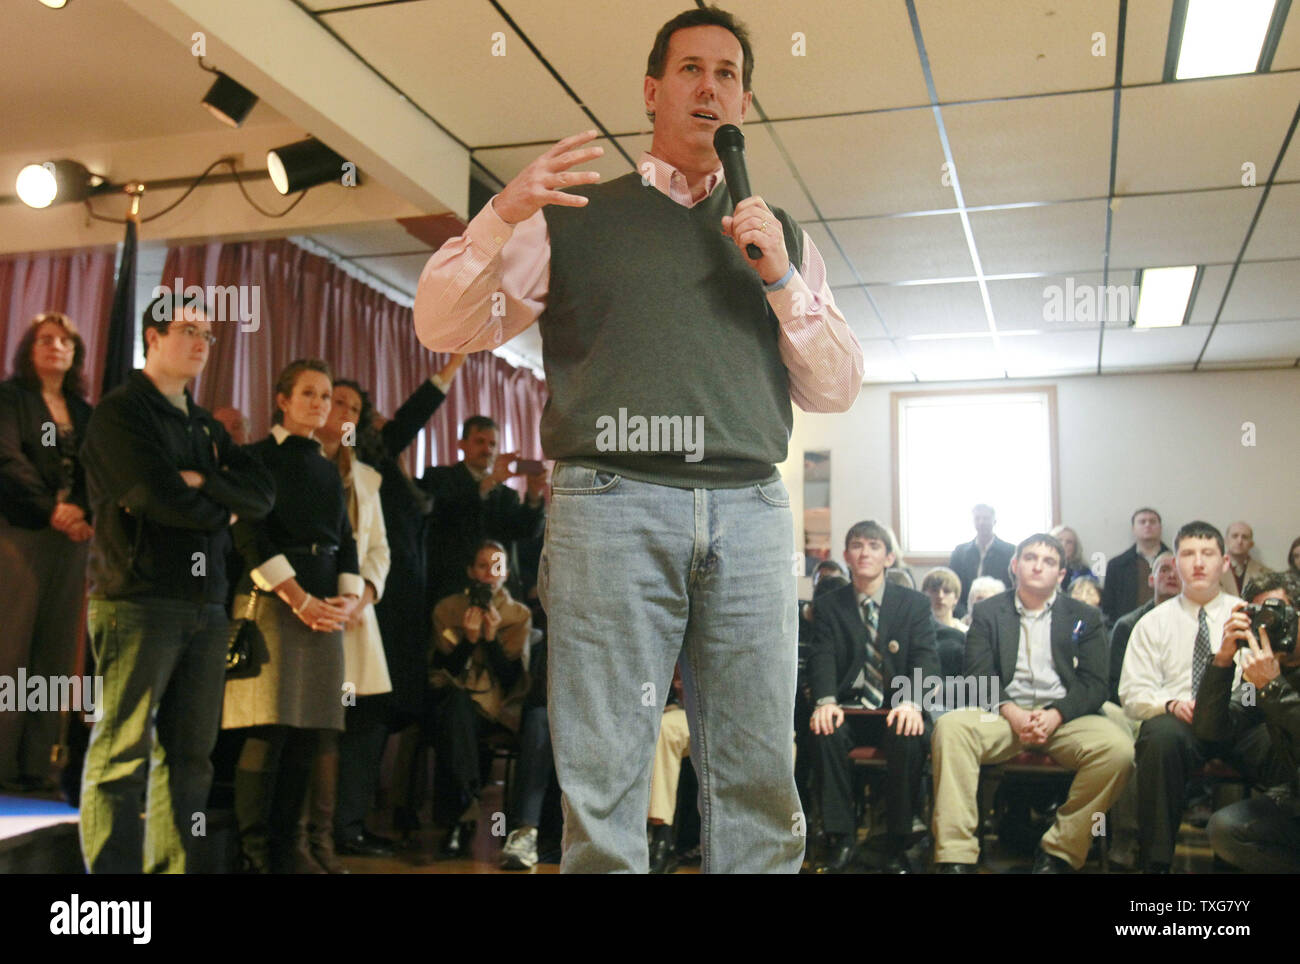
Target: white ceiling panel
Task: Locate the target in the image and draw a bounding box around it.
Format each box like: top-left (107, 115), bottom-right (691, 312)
top-left (1186, 263), bottom-right (1234, 325)
top-left (805, 222), bottom-right (857, 287)
top-left (829, 286), bottom-right (888, 341)
top-left (1101, 325), bottom-right (1206, 369)
top-left (833, 214), bottom-right (975, 283)
top-left (859, 340), bottom-right (917, 383)
top-left (1109, 189), bottom-right (1258, 268)
top-left (1120, 0), bottom-right (1174, 86)
top-left (915, 0), bottom-right (1119, 102)
top-left (897, 335), bottom-right (1006, 381)
top-left (322, 0), bottom-right (593, 146)
top-left (1199, 319), bottom-right (1300, 364)
top-left (866, 282), bottom-right (988, 338)
top-left (970, 200), bottom-right (1108, 276)
top-left (987, 272), bottom-right (1107, 332)
top-left (771, 111), bottom-right (951, 219)
top-left (1245, 182), bottom-right (1300, 261)
top-left (1272, 3), bottom-right (1300, 71)
top-left (944, 90), bottom-right (1113, 206)
top-left (1000, 330), bottom-right (1102, 377)
top-left (1116, 72), bottom-right (1300, 194)
top-left (1219, 260), bottom-right (1300, 321)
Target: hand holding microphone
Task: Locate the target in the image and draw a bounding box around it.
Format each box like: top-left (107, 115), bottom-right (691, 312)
top-left (714, 124), bottom-right (790, 285)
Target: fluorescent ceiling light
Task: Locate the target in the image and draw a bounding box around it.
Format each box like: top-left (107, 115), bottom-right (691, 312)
top-left (1134, 266), bottom-right (1198, 328)
top-left (1176, 0), bottom-right (1276, 79)
top-left (37, 0), bottom-right (69, 8)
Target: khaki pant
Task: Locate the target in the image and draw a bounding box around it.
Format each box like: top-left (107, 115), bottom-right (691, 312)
top-left (932, 704), bottom-right (1134, 869)
top-left (648, 706), bottom-right (691, 825)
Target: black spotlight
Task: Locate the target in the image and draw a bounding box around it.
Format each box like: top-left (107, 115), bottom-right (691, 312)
top-left (15, 159), bottom-right (103, 209)
top-left (201, 71), bottom-right (258, 128)
top-left (267, 138), bottom-right (353, 195)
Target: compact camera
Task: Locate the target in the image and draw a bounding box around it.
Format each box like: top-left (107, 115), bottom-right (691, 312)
top-left (467, 580), bottom-right (495, 611)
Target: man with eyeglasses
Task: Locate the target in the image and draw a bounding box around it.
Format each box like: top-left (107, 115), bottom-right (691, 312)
top-left (79, 292), bottom-right (273, 873)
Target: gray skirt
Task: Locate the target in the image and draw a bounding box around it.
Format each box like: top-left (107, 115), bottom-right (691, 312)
top-left (222, 591), bottom-right (345, 731)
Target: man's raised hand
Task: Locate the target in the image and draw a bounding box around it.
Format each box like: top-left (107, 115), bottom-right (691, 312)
top-left (491, 130), bottom-right (604, 225)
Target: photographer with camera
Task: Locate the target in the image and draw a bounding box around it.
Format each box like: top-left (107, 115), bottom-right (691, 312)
top-left (428, 540), bottom-right (532, 858)
top-left (1195, 571), bottom-right (1300, 872)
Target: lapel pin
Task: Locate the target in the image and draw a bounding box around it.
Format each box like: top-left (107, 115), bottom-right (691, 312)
top-left (888, 639), bottom-right (900, 654)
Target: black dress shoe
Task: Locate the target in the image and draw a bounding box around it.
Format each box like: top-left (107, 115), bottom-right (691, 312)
top-left (1031, 848), bottom-right (1075, 874)
top-left (440, 821), bottom-right (475, 858)
top-left (648, 829), bottom-right (679, 874)
top-left (815, 836), bottom-right (855, 874)
top-left (935, 862), bottom-right (976, 874)
top-left (880, 853), bottom-right (911, 874)
top-left (335, 830), bottom-right (396, 858)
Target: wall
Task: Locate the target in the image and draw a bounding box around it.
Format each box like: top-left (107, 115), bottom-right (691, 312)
top-left (787, 368), bottom-right (1300, 594)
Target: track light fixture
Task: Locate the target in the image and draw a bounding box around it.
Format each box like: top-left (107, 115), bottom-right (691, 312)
top-left (266, 138), bottom-right (354, 195)
top-left (198, 59), bottom-right (258, 128)
top-left (15, 159), bottom-right (106, 209)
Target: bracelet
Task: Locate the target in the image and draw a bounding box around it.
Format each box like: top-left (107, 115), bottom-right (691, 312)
top-left (293, 593), bottom-right (313, 616)
top-left (1165, 699), bottom-right (1177, 714)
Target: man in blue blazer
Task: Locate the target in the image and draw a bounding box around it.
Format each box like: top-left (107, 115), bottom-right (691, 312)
top-left (808, 520), bottom-right (939, 873)
top-left (932, 533), bottom-right (1134, 873)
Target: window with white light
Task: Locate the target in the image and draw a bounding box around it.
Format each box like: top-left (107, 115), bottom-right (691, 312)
top-left (893, 388), bottom-right (1058, 557)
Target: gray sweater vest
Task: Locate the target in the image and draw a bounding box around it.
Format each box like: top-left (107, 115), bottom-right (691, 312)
top-left (539, 172), bottom-right (803, 488)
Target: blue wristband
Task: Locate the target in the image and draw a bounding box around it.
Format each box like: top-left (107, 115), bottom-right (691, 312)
top-left (762, 263), bottom-right (796, 292)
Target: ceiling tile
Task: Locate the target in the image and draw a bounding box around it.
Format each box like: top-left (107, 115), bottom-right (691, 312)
top-left (322, 0), bottom-right (593, 146)
top-left (1000, 330), bottom-right (1102, 376)
top-left (771, 111), bottom-right (950, 219)
top-left (1116, 72), bottom-right (1300, 193)
top-left (915, 0), bottom-right (1119, 101)
top-left (1199, 319), bottom-right (1300, 364)
top-left (1246, 182), bottom-right (1300, 260)
top-left (1101, 325), bottom-right (1205, 369)
top-left (1120, 0), bottom-right (1174, 86)
top-left (859, 340), bottom-right (917, 383)
top-left (1219, 260), bottom-right (1300, 321)
top-left (1272, 3), bottom-right (1300, 70)
top-left (896, 335), bottom-right (1006, 381)
top-left (987, 272), bottom-right (1108, 331)
top-left (1186, 263), bottom-right (1233, 324)
top-left (867, 282), bottom-right (988, 338)
top-left (828, 286), bottom-right (888, 340)
top-left (834, 214), bottom-right (975, 283)
top-left (969, 200), bottom-right (1108, 275)
top-left (944, 90), bottom-right (1113, 206)
top-left (804, 222), bottom-right (857, 287)
top-left (1109, 189), bottom-right (1258, 268)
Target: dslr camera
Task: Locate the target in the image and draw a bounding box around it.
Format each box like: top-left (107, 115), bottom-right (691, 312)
top-left (1240, 599), bottom-right (1299, 654)
top-left (467, 580), bottom-right (495, 611)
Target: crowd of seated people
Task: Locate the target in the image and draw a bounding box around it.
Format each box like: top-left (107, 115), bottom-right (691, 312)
top-left (4, 299), bottom-right (1299, 876)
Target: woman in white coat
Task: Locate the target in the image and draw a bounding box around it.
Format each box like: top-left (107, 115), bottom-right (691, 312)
top-left (303, 378), bottom-right (392, 872)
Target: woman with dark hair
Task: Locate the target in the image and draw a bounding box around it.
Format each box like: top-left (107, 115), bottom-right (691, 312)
top-left (0, 312), bottom-right (93, 791)
top-left (223, 358), bottom-right (362, 873)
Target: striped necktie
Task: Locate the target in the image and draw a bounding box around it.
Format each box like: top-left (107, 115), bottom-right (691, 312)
top-left (858, 598), bottom-right (884, 709)
top-left (1191, 606), bottom-right (1211, 696)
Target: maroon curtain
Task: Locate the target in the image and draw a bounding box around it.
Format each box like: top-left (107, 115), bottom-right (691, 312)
top-left (161, 238), bottom-right (547, 481)
top-left (0, 247), bottom-right (118, 400)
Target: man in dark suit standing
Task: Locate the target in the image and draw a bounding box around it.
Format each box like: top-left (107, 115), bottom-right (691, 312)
top-left (932, 533), bottom-right (1134, 873)
top-left (808, 520), bottom-right (938, 873)
top-left (419, 415), bottom-right (546, 611)
top-left (1100, 507), bottom-right (1169, 625)
top-left (948, 504), bottom-right (1015, 618)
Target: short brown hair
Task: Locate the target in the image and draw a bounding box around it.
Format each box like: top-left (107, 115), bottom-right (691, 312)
top-left (922, 567), bottom-right (961, 596)
top-left (11, 312), bottom-right (88, 399)
top-left (645, 7), bottom-right (754, 122)
top-left (272, 358), bottom-right (332, 425)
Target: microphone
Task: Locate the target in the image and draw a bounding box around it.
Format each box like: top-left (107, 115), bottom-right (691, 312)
top-left (713, 123), bottom-right (761, 259)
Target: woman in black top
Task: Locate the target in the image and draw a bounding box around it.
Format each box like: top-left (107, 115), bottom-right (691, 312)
top-left (223, 358), bottom-right (362, 873)
top-left (0, 312), bottom-right (93, 791)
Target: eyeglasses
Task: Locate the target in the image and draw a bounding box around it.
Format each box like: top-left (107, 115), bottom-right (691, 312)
top-left (170, 324), bottom-right (217, 346)
top-left (35, 334), bottom-right (74, 349)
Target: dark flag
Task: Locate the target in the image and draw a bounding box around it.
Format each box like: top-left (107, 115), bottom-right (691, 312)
top-left (101, 215), bottom-right (137, 395)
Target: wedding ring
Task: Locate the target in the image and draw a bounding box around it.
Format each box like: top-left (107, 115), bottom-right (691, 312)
top-left (760, 219), bottom-right (769, 233)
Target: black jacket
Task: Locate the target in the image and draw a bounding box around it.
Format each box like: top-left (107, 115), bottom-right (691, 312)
top-left (965, 590), bottom-right (1108, 723)
top-left (1100, 542), bottom-right (1169, 624)
top-left (418, 461), bottom-right (545, 607)
top-left (0, 377), bottom-right (93, 528)
top-left (807, 581), bottom-right (939, 708)
top-left (1194, 661), bottom-right (1300, 793)
top-left (81, 371), bottom-right (274, 603)
top-left (948, 536), bottom-right (1015, 616)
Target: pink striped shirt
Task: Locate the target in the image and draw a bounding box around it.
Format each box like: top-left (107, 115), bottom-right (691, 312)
top-left (413, 151), bottom-right (864, 413)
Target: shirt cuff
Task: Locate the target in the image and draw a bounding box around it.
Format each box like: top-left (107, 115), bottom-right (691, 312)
top-left (466, 194), bottom-right (519, 256)
top-left (251, 554), bottom-right (295, 592)
top-left (762, 263), bottom-right (796, 292)
top-left (338, 572), bottom-right (365, 597)
top-left (815, 696), bottom-right (837, 707)
top-left (430, 373), bottom-right (450, 393)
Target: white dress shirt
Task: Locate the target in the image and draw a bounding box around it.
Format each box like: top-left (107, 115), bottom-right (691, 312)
top-left (1119, 591), bottom-right (1243, 720)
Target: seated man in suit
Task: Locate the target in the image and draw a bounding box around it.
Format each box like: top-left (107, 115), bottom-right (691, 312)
top-left (808, 520), bottom-right (938, 873)
top-left (932, 533), bottom-right (1134, 874)
top-left (948, 504), bottom-right (1015, 619)
top-left (1119, 520), bottom-right (1272, 873)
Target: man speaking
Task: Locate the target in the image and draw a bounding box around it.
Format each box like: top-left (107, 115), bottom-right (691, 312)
top-left (414, 6), bottom-right (863, 872)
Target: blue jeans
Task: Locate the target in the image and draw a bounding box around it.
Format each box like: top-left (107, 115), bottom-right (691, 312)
top-left (80, 597), bottom-right (227, 873)
top-left (1207, 795), bottom-right (1300, 873)
top-left (540, 463), bottom-right (803, 873)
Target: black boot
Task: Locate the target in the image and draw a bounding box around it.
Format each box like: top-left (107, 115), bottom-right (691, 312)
top-left (233, 767), bottom-right (274, 874)
top-left (648, 823), bottom-right (679, 874)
